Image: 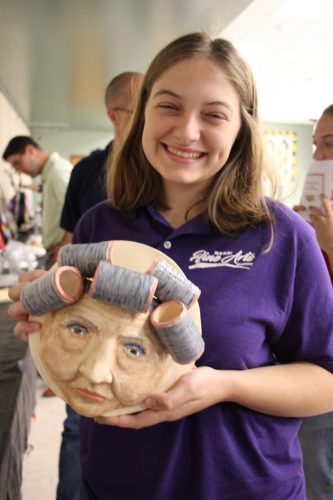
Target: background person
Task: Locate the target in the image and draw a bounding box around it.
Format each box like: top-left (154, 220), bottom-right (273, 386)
top-left (8, 33), bottom-right (333, 500)
top-left (59, 71), bottom-right (143, 245)
top-left (297, 104), bottom-right (333, 500)
top-left (54, 71), bottom-right (143, 500)
top-left (2, 136), bottom-right (72, 264)
top-left (308, 104), bottom-right (333, 272)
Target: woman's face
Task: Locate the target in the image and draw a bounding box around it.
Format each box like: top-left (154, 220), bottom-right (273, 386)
top-left (39, 295), bottom-right (169, 417)
top-left (142, 56), bottom-right (241, 192)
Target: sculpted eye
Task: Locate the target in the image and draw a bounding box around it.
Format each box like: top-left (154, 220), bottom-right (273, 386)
top-left (123, 343), bottom-right (146, 357)
top-left (66, 321), bottom-right (89, 337)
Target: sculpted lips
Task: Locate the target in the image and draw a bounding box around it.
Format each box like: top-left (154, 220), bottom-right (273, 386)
top-left (75, 387), bottom-right (108, 403)
top-left (165, 144), bottom-right (204, 159)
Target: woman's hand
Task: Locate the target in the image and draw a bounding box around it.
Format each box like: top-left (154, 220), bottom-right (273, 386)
top-left (104, 366), bottom-right (224, 429)
top-left (103, 362), bottom-right (333, 429)
top-left (8, 269), bottom-right (46, 341)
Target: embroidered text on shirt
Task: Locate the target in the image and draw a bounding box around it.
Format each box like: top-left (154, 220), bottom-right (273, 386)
top-left (189, 249), bottom-right (255, 270)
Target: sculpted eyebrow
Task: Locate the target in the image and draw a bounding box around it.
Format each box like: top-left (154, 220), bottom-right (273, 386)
top-left (119, 335), bottom-right (146, 343)
top-left (69, 315), bottom-right (98, 329)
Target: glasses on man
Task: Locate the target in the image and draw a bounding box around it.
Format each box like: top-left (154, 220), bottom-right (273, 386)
top-left (113, 107), bottom-right (133, 114)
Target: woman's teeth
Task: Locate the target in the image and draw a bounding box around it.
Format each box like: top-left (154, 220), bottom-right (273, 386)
top-left (167, 146), bottom-right (201, 159)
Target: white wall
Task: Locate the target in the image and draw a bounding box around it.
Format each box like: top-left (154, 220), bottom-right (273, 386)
top-left (262, 122), bottom-right (313, 207)
top-left (30, 128), bottom-right (113, 161)
top-left (0, 90), bottom-right (31, 202)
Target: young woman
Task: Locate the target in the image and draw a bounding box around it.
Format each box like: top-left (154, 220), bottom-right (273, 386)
top-left (9, 32), bottom-right (333, 499)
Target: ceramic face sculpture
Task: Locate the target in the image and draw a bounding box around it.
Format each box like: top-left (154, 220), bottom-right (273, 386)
top-left (22, 241), bottom-right (203, 418)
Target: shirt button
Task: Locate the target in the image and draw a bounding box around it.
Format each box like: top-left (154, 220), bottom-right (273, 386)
top-left (163, 241), bottom-right (172, 249)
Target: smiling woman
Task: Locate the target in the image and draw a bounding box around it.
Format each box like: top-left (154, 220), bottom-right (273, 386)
top-left (24, 240), bottom-right (202, 418)
top-left (8, 32), bottom-right (333, 500)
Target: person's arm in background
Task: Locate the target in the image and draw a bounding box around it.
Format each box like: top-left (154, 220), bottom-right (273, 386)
top-left (309, 195), bottom-right (333, 271)
top-left (59, 161), bottom-right (84, 235)
top-left (58, 231), bottom-right (72, 246)
top-left (55, 160), bottom-right (84, 257)
top-left (47, 231), bottom-right (73, 262)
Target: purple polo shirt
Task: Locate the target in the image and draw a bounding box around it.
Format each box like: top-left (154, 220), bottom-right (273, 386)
top-left (73, 200), bottom-right (333, 500)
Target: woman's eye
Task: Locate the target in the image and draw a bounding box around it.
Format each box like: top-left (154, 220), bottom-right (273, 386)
top-left (123, 343), bottom-right (146, 357)
top-left (66, 321), bottom-right (89, 337)
top-left (205, 112), bottom-right (226, 120)
top-left (158, 103), bottom-right (177, 110)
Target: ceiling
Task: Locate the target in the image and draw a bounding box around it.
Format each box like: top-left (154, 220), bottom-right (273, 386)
top-left (1, 0), bottom-right (332, 132)
top-left (223, 0), bottom-right (333, 124)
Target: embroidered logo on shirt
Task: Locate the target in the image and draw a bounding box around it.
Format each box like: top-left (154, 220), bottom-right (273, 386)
top-left (189, 249), bottom-right (255, 270)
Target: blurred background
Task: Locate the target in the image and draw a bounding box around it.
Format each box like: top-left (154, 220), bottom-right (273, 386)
top-left (1, 2), bottom-right (333, 498)
top-left (1, 0), bottom-right (333, 208)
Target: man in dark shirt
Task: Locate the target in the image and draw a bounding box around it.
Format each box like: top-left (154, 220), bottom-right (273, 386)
top-left (60, 71), bottom-right (143, 239)
top-left (56, 71), bottom-right (143, 500)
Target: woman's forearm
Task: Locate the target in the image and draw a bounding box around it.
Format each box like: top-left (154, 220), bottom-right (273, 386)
top-left (217, 361), bottom-right (333, 417)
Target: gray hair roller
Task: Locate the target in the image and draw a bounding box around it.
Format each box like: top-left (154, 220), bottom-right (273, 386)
top-left (58, 241), bottom-right (113, 277)
top-left (148, 258), bottom-right (201, 308)
top-left (89, 261), bottom-right (158, 312)
top-left (150, 300), bottom-right (204, 364)
top-left (21, 266), bottom-right (84, 316)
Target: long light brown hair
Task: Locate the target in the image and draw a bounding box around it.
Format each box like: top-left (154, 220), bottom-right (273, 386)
top-left (107, 32), bottom-right (277, 233)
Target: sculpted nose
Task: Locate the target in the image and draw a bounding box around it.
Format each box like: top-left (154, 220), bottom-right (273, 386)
top-left (79, 338), bottom-right (115, 384)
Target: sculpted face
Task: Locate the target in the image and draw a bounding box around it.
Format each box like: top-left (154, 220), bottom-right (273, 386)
top-left (27, 240), bottom-right (202, 418)
top-left (37, 295), bottom-right (176, 417)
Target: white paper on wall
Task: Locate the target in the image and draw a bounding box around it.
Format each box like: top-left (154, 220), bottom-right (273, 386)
top-left (299, 160), bottom-right (333, 221)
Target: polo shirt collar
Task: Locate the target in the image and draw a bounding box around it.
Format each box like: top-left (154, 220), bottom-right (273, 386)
top-left (144, 203), bottom-right (214, 237)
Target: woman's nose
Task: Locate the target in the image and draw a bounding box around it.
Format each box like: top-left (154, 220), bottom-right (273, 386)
top-left (79, 338), bottom-right (115, 384)
top-left (313, 146), bottom-right (325, 160)
top-left (173, 113), bottom-right (201, 143)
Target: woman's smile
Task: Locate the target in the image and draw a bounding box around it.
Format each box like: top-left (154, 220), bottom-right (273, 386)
top-left (142, 56), bottom-right (241, 190)
top-left (163, 143), bottom-right (206, 161)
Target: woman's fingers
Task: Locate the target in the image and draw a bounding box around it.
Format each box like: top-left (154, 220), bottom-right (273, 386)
top-left (7, 271), bottom-right (45, 341)
top-left (12, 320), bottom-right (42, 341)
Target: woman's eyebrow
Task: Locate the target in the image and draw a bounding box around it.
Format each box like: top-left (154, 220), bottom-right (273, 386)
top-left (152, 89), bottom-right (180, 99)
top-left (152, 90), bottom-right (233, 111)
top-left (205, 101), bottom-right (232, 109)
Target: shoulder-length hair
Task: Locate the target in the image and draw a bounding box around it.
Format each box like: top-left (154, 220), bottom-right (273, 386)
top-left (107, 32), bottom-right (276, 234)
